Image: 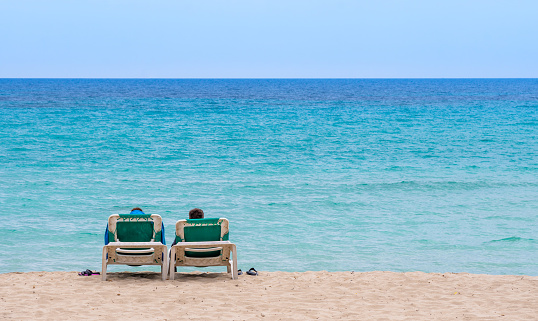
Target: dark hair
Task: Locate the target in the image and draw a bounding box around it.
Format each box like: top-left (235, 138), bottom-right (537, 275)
top-left (131, 207), bottom-right (143, 212)
top-left (189, 208), bottom-right (204, 219)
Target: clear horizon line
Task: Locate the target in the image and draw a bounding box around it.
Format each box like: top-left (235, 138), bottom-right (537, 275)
top-left (1, 77), bottom-right (537, 80)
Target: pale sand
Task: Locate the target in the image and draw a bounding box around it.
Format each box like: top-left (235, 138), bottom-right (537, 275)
top-left (1, 271), bottom-right (537, 320)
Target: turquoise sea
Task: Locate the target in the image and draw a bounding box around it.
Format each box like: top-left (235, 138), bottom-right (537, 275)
top-left (0, 79), bottom-right (536, 275)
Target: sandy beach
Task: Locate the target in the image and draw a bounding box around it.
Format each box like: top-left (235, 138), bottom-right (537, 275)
top-left (1, 271), bottom-right (536, 320)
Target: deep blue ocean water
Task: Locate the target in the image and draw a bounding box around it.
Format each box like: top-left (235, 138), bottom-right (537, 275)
top-left (0, 79), bottom-right (536, 275)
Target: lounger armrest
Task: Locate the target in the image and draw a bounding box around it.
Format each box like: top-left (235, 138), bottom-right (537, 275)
top-left (171, 241), bottom-right (234, 248)
top-left (106, 242), bottom-right (166, 248)
top-left (171, 241), bottom-right (234, 253)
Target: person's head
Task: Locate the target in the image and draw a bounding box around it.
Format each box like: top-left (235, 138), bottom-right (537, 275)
top-left (131, 207), bottom-right (143, 212)
top-left (189, 208), bottom-right (204, 219)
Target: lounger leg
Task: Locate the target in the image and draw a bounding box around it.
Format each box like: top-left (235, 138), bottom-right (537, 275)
top-left (231, 244), bottom-right (238, 280)
top-left (227, 262), bottom-right (231, 274)
top-left (169, 248), bottom-right (176, 280)
top-left (161, 247), bottom-right (168, 281)
top-left (101, 247), bottom-right (108, 281)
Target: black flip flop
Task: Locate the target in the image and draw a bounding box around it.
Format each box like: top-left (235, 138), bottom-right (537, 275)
top-left (78, 269), bottom-right (100, 276)
top-left (237, 269), bottom-right (243, 275)
top-left (246, 268), bottom-right (258, 276)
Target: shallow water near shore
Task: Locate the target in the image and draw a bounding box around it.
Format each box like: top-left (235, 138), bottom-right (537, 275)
top-left (0, 79), bottom-right (537, 275)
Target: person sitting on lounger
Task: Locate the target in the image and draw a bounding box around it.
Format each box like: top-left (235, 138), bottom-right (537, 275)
top-left (129, 207), bottom-right (144, 214)
top-left (188, 208), bottom-right (204, 219)
top-left (170, 208), bottom-right (204, 247)
top-left (104, 207), bottom-right (166, 245)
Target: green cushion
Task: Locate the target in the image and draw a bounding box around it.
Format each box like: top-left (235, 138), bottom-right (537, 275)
top-left (116, 221), bottom-right (154, 242)
top-left (111, 214), bottom-right (160, 252)
top-left (178, 218), bottom-right (227, 257)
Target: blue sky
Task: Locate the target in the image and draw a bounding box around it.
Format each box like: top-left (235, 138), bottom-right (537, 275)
top-left (1, 0), bottom-right (537, 78)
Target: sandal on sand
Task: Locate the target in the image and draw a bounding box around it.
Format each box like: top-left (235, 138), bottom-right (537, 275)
top-left (78, 269), bottom-right (100, 276)
top-left (238, 269), bottom-right (243, 275)
top-left (246, 268), bottom-right (258, 276)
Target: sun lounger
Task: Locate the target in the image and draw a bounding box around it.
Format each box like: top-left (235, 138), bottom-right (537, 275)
top-left (169, 218), bottom-right (238, 280)
top-left (102, 213), bottom-right (168, 281)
